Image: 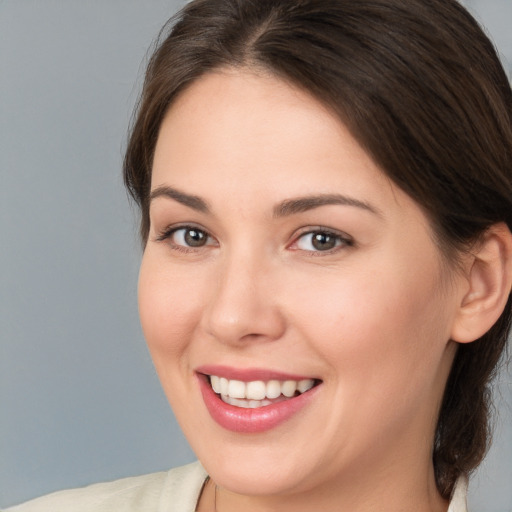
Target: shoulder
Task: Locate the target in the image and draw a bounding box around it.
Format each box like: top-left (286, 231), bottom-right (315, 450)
top-left (4, 462), bottom-right (208, 512)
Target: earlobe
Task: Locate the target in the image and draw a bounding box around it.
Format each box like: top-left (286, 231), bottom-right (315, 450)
top-left (451, 223), bottom-right (512, 344)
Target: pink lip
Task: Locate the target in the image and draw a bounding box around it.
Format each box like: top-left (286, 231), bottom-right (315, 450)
top-left (195, 364), bottom-right (314, 382)
top-left (196, 369), bottom-right (320, 434)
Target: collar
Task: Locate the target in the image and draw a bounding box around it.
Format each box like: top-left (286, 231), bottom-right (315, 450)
top-left (447, 476), bottom-right (468, 512)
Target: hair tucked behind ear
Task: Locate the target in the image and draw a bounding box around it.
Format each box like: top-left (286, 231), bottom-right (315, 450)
top-left (124, 0), bottom-right (512, 497)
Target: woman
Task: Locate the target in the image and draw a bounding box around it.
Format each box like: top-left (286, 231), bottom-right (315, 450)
top-left (7, 0), bottom-right (512, 510)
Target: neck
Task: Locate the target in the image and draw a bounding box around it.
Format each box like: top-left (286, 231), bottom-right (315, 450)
top-left (200, 451), bottom-right (449, 512)
top-left (215, 474), bottom-right (447, 512)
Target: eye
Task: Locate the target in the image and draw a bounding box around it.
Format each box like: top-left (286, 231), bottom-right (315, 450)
top-left (156, 225), bottom-right (217, 251)
top-left (293, 229), bottom-right (353, 252)
top-left (173, 227), bottom-right (209, 247)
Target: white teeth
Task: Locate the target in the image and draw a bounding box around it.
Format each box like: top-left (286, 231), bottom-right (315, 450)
top-left (221, 395), bottom-right (273, 408)
top-left (209, 375), bottom-right (315, 402)
top-left (298, 379), bottom-right (314, 393)
top-left (266, 380), bottom-right (282, 399)
top-left (282, 380), bottom-right (298, 397)
top-left (220, 377), bottom-right (229, 396)
top-left (228, 379), bottom-right (246, 399)
top-left (210, 375), bottom-right (221, 394)
top-left (246, 381), bottom-right (266, 400)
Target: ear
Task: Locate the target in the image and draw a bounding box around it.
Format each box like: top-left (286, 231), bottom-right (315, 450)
top-left (451, 223), bottom-right (512, 343)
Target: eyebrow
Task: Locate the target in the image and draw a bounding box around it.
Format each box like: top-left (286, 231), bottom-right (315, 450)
top-left (273, 194), bottom-right (382, 218)
top-left (150, 186), bottom-right (381, 218)
top-left (150, 185), bottom-right (210, 213)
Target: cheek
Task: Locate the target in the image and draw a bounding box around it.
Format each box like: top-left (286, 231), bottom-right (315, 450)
top-left (138, 254), bottom-right (206, 366)
top-left (288, 254), bottom-right (452, 400)
top-left (138, 254), bottom-right (216, 437)
top-left (291, 267), bottom-right (453, 456)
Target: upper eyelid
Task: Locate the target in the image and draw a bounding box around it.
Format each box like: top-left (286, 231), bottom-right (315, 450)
top-left (157, 222), bottom-right (211, 237)
top-left (292, 226), bottom-right (353, 241)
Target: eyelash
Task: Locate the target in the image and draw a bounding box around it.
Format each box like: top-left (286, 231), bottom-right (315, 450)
top-left (155, 225), bottom-right (354, 255)
top-left (155, 224), bottom-right (216, 253)
top-left (290, 227), bottom-right (354, 255)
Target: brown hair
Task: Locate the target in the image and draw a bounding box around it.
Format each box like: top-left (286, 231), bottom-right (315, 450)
top-left (124, 0), bottom-right (512, 498)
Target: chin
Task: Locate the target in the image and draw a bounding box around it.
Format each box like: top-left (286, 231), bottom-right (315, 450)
top-left (202, 452), bottom-right (313, 496)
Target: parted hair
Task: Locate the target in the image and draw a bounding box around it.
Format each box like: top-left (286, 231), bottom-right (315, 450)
top-left (124, 0), bottom-right (512, 498)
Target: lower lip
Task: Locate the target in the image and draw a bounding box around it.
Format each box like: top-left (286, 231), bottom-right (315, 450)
top-left (197, 375), bottom-right (319, 433)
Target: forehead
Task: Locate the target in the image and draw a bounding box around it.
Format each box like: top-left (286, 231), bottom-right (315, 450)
top-left (151, 69), bottom-right (432, 233)
top-left (154, 71), bottom-right (383, 189)
top-left (155, 69), bottom-right (346, 168)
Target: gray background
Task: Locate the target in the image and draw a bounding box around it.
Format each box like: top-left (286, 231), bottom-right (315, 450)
top-left (1, 0), bottom-right (511, 509)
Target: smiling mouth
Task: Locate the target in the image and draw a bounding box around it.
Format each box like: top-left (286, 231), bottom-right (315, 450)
top-left (207, 375), bottom-right (318, 409)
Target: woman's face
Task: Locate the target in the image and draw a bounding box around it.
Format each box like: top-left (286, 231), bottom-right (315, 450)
top-left (139, 70), bottom-right (464, 497)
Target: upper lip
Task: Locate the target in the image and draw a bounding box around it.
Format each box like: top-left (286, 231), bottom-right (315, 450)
top-left (195, 364), bottom-right (319, 382)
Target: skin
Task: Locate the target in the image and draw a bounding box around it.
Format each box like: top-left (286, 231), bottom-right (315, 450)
top-left (138, 69), bottom-right (471, 512)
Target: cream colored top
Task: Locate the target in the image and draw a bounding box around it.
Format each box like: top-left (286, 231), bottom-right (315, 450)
top-left (4, 461), bottom-right (468, 512)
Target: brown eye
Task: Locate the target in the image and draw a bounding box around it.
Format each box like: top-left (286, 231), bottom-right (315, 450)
top-left (183, 228), bottom-right (207, 247)
top-left (311, 232), bottom-right (337, 251)
top-left (295, 230), bottom-right (352, 252)
top-left (169, 227), bottom-right (212, 248)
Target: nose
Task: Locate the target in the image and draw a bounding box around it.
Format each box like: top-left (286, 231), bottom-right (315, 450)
top-left (201, 253), bottom-right (286, 346)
